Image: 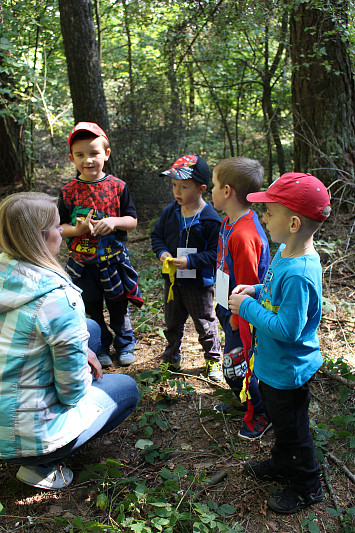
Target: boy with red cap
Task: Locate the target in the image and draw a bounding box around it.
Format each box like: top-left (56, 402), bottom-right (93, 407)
top-left (58, 122), bottom-right (143, 368)
top-left (229, 172), bottom-right (331, 514)
top-left (151, 155), bottom-right (223, 381)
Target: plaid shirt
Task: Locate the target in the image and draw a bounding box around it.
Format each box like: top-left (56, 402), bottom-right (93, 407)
top-left (0, 254), bottom-right (101, 459)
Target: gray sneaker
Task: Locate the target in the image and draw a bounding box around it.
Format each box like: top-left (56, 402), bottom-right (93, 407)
top-left (117, 352), bottom-right (136, 366)
top-left (98, 353), bottom-right (113, 367)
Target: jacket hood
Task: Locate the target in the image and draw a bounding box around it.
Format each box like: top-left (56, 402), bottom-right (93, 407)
top-left (0, 253), bottom-right (73, 313)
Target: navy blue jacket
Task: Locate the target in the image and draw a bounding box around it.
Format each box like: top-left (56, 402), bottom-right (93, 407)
top-left (151, 201), bottom-right (222, 287)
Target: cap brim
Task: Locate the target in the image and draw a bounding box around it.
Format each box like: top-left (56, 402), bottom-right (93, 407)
top-left (159, 169), bottom-right (187, 180)
top-left (247, 191), bottom-right (274, 203)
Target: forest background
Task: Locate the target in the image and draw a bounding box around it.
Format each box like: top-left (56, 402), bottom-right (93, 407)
top-left (0, 1), bottom-right (354, 532)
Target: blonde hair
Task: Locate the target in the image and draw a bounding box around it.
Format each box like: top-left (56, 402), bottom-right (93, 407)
top-left (214, 157), bottom-right (264, 205)
top-left (0, 192), bottom-right (67, 276)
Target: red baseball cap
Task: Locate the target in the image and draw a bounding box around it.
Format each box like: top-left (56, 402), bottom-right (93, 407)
top-left (68, 122), bottom-right (108, 150)
top-left (247, 172), bottom-right (331, 221)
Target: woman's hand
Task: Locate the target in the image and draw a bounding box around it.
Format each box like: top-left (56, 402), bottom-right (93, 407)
top-left (88, 348), bottom-right (103, 380)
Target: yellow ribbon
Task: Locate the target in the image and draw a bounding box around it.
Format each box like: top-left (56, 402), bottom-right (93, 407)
top-left (239, 352), bottom-right (254, 403)
top-left (162, 257), bottom-right (177, 302)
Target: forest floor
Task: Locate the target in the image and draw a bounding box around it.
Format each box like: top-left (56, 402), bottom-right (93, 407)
top-left (0, 152), bottom-right (354, 533)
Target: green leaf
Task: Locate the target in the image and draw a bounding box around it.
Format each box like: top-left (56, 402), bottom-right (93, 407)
top-left (135, 439), bottom-right (154, 449)
top-left (96, 493), bottom-right (109, 510)
top-left (218, 503), bottom-right (236, 515)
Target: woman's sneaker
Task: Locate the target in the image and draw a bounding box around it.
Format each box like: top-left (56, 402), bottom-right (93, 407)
top-left (267, 485), bottom-right (324, 514)
top-left (238, 414), bottom-right (272, 440)
top-left (16, 464), bottom-right (73, 490)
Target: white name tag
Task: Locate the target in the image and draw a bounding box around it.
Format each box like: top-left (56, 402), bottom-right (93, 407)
top-left (216, 268), bottom-right (230, 309)
top-left (176, 248), bottom-right (197, 278)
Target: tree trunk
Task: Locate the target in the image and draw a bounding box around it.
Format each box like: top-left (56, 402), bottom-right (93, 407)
top-left (290, 1), bottom-right (355, 186)
top-left (0, 65), bottom-right (31, 190)
top-left (58, 0), bottom-right (114, 173)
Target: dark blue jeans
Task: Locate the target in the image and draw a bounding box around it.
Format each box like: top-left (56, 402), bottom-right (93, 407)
top-left (74, 263), bottom-right (136, 355)
top-left (216, 304), bottom-right (263, 414)
top-left (258, 379), bottom-right (321, 494)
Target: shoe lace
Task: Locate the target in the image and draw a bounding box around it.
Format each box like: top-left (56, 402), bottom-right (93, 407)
top-left (206, 360), bottom-right (221, 371)
top-left (58, 464), bottom-right (70, 487)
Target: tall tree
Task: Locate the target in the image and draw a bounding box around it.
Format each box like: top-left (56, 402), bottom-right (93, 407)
top-left (58, 0), bottom-right (114, 171)
top-left (290, 0), bottom-right (355, 186)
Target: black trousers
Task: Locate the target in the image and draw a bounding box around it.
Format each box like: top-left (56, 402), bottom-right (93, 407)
top-left (259, 379), bottom-right (321, 494)
top-left (163, 280), bottom-right (221, 364)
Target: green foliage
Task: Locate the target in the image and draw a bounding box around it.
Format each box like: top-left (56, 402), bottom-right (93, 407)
top-left (301, 512), bottom-right (321, 533)
top-left (327, 507), bottom-right (355, 533)
top-left (65, 461), bottom-right (240, 532)
top-left (131, 266), bottom-right (164, 334)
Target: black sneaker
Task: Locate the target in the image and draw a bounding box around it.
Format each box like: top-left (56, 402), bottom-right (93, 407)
top-left (238, 414), bottom-right (272, 440)
top-left (267, 485), bottom-right (324, 514)
top-left (244, 459), bottom-right (284, 482)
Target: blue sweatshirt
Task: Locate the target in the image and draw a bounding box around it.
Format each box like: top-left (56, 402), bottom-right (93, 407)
top-left (239, 245), bottom-right (323, 389)
top-left (151, 201), bottom-right (221, 287)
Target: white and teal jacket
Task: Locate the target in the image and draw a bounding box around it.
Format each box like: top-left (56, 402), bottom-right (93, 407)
top-left (0, 253), bottom-right (101, 459)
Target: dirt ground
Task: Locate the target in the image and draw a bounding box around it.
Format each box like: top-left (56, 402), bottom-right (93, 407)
top-left (0, 160), bottom-right (354, 532)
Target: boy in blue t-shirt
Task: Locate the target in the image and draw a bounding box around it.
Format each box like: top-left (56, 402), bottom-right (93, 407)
top-left (229, 172), bottom-right (331, 514)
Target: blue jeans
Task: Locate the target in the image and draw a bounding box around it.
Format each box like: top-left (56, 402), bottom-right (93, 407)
top-left (74, 263), bottom-right (136, 355)
top-left (216, 304), bottom-right (263, 414)
top-left (8, 320), bottom-right (139, 469)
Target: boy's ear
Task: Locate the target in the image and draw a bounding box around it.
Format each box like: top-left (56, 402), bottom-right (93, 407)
top-left (69, 153), bottom-right (74, 162)
top-left (224, 184), bottom-right (232, 198)
top-left (199, 184), bottom-right (207, 193)
top-left (104, 148), bottom-right (111, 160)
top-left (290, 215), bottom-right (302, 233)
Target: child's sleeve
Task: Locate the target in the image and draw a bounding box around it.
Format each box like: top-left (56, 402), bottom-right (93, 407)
top-left (239, 275), bottom-right (317, 342)
top-left (230, 233), bottom-right (263, 330)
top-left (120, 184), bottom-right (137, 218)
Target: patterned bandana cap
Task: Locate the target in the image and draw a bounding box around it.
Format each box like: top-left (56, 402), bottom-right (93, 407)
top-left (160, 154), bottom-right (210, 185)
top-left (68, 122), bottom-right (108, 150)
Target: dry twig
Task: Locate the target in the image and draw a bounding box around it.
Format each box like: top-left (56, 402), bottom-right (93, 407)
top-left (319, 367), bottom-right (355, 389)
top-left (328, 452), bottom-right (355, 484)
top-left (322, 456), bottom-right (344, 521)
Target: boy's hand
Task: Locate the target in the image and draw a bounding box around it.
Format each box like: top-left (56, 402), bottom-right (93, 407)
top-left (160, 251), bottom-right (173, 264)
top-left (91, 217), bottom-right (117, 236)
top-left (75, 209), bottom-right (94, 236)
top-left (232, 284), bottom-right (256, 297)
top-left (228, 292), bottom-right (251, 315)
top-left (172, 256), bottom-right (188, 270)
